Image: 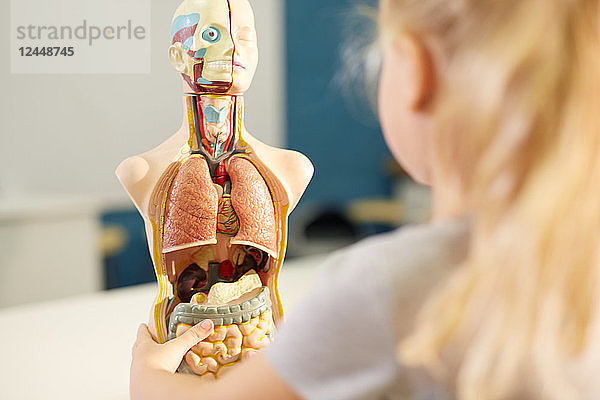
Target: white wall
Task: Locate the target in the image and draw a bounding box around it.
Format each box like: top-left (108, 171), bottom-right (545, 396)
top-left (0, 199), bottom-right (102, 307)
top-left (0, 0), bottom-right (285, 203)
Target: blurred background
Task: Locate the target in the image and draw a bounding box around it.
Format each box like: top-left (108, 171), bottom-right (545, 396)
top-left (0, 0), bottom-right (430, 309)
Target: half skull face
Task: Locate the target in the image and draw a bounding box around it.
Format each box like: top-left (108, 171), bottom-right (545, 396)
top-left (169, 0), bottom-right (258, 94)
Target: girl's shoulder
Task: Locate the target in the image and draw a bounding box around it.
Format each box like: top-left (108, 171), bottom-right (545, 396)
top-left (344, 217), bottom-right (469, 264)
top-left (331, 217), bottom-right (470, 336)
top-left (265, 219), bottom-right (469, 400)
top-left (330, 217), bottom-right (469, 284)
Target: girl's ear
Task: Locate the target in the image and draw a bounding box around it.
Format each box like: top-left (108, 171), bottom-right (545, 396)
top-left (392, 34), bottom-right (436, 110)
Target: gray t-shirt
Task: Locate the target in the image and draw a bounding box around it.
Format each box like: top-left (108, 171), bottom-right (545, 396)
top-left (266, 219), bottom-right (469, 400)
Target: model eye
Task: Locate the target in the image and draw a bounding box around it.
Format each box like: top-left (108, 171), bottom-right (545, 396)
top-left (202, 27), bottom-right (221, 43)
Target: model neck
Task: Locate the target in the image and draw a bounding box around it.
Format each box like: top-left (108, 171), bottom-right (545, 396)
top-left (182, 94), bottom-right (244, 162)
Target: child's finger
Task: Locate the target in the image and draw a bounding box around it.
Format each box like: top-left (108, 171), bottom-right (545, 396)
top-left (165, 319), bottom-right (214, 357)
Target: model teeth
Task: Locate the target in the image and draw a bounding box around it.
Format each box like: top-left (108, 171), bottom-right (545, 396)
top-left (204, 61), bottom-right (233, 71)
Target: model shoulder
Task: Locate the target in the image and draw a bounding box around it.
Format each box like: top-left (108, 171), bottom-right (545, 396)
top-left (242, 131), bottom-right (314, 211)
top-left (116, 130), bottom-right (188, 213)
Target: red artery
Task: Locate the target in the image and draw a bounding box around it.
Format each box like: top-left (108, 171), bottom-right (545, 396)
top-left (215, 163), bottom-right (229, 186)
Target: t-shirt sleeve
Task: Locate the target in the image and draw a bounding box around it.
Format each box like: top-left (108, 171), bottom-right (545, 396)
top-left (265, 250), bottom-right (399, 400)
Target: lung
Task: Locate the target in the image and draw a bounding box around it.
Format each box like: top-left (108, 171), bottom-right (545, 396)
top-left (162, 156), bottom-right (219, 254)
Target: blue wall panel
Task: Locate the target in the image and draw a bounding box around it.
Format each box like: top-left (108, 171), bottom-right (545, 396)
top-left (102, 210), bottom-right (155, 289)
top-left (285, 0), bottom-right (392, 208)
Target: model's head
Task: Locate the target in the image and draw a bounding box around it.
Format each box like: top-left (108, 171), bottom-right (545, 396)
top-left (169, 0), bottom-right (258, 95)
top-left (377, 0), bottom-right (600, 398)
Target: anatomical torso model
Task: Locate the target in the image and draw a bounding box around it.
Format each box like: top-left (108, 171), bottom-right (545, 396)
top-left (117, 0), bottom-right (313, 380)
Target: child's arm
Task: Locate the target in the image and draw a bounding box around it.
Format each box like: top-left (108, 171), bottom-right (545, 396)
top-left (130, 322), bottom-right (300, 400)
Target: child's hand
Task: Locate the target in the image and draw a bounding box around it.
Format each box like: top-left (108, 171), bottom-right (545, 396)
top-left (131, 320), bottom-right (300, 400)
top-left (131, 320), bottom-right (214, 374)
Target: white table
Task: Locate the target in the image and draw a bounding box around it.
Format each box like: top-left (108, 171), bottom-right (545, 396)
top-left (0, 255), bottom-right (326, 400)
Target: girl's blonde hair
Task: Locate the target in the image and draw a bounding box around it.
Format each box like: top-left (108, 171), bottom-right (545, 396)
top-left (380, 0), bottom-right (600, 398)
